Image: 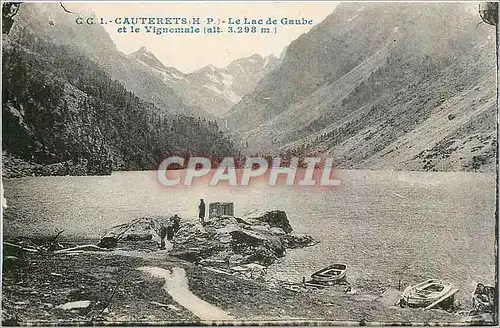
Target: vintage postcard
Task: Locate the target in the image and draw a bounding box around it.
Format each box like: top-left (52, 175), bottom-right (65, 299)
top-left (1, 1), bottom-right (498, 326)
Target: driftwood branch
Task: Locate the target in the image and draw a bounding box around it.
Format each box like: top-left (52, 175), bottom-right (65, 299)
top-left (53, 244), bottom-right (112, 254)
top-left (51, 230), bottom-right (64, 242)
top-left (3, 242), bottom-right (39, 253)
top-left (47, 229), bottom-right (65, 251)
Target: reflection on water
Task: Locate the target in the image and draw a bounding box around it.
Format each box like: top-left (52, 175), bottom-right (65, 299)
top-left (3, 169), bottom-right (496, 301)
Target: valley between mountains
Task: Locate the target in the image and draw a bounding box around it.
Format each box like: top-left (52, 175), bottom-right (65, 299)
top-left (2, 2), bottom-right (496, 176)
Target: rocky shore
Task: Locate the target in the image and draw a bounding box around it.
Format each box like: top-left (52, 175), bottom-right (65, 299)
top-left (2, 152), bottom-right (112, 178)
top-left (2, 210), bottom-right (494, 325)
top-left (95, 210), bottom-right (317, 279)
top-left (170, 210), bottom-right (317, 268)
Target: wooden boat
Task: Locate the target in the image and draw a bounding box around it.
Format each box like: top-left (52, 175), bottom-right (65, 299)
top-left (310, 264), bottom-right (347, 285)
top-left (472, 283), bottom-right (496, 313)
top-left (400, 279), bottom-right (455, 308)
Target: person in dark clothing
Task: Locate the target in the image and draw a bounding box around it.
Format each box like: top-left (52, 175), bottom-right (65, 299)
top-left (166, 226), bottom-right (175, 242)
top-left (172, 215), bottom-right (181, 233)
top-left (160, 215), bottom-right (182, 250)
top-left (199, 199), bottom-right (206, 225)
top-left (159, 226), bottom-right (168, 250)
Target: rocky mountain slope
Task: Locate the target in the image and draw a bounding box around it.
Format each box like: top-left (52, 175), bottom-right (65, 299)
top-left (228, 3), bottom-right (497, 172)
top-left (2, 35), bottom-right (235, 176)
top-left (8, 3), bottom-right (204, 117)
top-left (129, 47), bottom-right (280, 118)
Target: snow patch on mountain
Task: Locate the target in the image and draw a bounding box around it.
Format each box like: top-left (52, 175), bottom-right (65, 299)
top-left (203, 84), bottom-right (221, 94)
top-left (220, 72), bottom-right (234, 87)
top-left (127, 47), bottom-right (281, 117)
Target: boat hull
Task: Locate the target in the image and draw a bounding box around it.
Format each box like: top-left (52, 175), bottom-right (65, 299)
top-left (400, 279), bottom-right (454, 308)
top-left (311, 271), bottom-right (347, 283)
top-left (310, 264), bottom-right (347, 284)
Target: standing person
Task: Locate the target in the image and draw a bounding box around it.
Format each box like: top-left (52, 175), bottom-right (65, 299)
top-left (171, 215), bottom-right (181, 234)
top-left (159, 225), bottom-right (167, 250)
top-left (198, 199), bottom-right (206, 225)
top-left (166, 215), bottom-right (180, 242)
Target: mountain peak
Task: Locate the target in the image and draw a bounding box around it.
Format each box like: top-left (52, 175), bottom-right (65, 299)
top-left (128, 46), bottom-right (167, 71)
top-left (263, 54), bottom-right (280, 68)
top-left (248, 53), bottom-right (263, 61)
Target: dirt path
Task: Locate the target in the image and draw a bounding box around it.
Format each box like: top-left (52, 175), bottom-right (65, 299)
top-left (138, 266), bottom-right (234, 321)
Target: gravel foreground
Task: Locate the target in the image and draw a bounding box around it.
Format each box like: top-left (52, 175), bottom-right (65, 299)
top-left (3, 246), bottom-right (493, 326)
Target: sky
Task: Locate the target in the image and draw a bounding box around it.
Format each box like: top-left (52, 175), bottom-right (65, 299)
top-left (70, 2), bottom-right (337, 73)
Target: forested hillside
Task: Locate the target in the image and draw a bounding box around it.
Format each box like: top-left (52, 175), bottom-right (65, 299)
top-left (2, 37), bottom-right (235, 177)
top-left (8, 3), bottom-right (209, 118)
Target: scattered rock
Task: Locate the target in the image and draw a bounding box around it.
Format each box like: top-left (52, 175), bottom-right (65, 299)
top-left (240, 210), bottom-right (293, 233)
top-left (232, 265), bottom-right (267, 279)
top-left (99, 215), bottom-right (181, 249)
top-left (230, 229), bottom-right (286, 265)
top-left (167, 304), bottom-right (181, 312)
top-left (150, 301), bottom-right (181, 312)
top-left (462, 312), bottom-right (495, 324)
top-left (124, 232), bottom-right (153, 241)
top-left (206, 216), bottom-right (239, 229)
top-left (151, 301), bottom-right (170, 308)
top-left (56, 300), bottom-right (91, 310)
top-left (283, 234), bottom-right (318, 248)
top-left (228, 254), bottom-right (244, 266)
top-left (270, 227), bottom-right (286, 235)
top-left (96, 236), bottom-right (118, 249)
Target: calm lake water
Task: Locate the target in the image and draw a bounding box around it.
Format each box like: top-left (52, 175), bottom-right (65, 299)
top-left (3, 169), bottom-right (496, 301)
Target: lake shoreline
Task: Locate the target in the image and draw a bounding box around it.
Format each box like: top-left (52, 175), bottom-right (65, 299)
top-left (2, 166), bottom-right (496, 180)
top-left (3, 246), bottom-right (487, 326)
top-left (2, 169), bottom-right (496, 325)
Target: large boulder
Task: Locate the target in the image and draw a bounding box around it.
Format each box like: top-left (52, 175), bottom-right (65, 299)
top-left (99, 215), bottom-right (181, 248)
top-left (171, 239), bottom-right (227, 263)
top-left (172, 218), bottom-right (235, 264)
top-left (270, 227), bottom-right (286, 235)
top-left (203, 216), bottom-right (240, 243)
top-left (205, 216), bottom-right (239, 230)
top-left (166, 210), bottom-right (316, 269)
top-left (282, 234), bottom-right (318, 248)
top-left (96, 236), bottom-right (118, 249)
top-left (230, 229), bottom-right (286, 265)
top-left (231, 263), bottom-right (267, 280)
top-left (240, 210), bottom-right (293, 233)
top-left (172, 221), bottom-right (208, 245)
